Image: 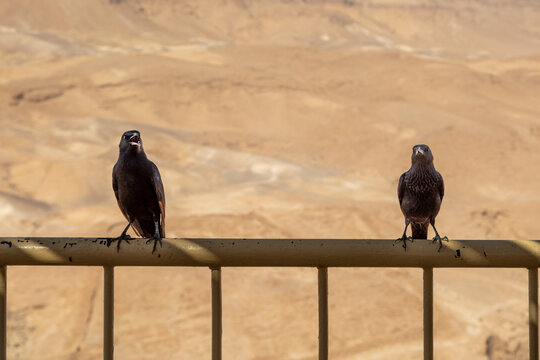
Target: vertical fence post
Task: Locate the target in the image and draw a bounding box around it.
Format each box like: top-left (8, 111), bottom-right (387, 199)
top-left (529, 268), bottom-right (538, 360)
top-left (318, 267), bottom-right (328, 360)
top-left (423, 267), bottom-right (433, 360)
top-left (0, 265), bottom-right (6, 360)
top-left (211, 267), bottom-right (222, 360)
top-left (104, 266), bottom-right (114, 360)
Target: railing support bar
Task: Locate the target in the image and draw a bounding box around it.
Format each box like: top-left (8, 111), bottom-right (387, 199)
top-left (423, 267), bottom-right (433, 360)
top-left (104, 266), bottom-right (114, 360)
top-left (529, 268), bottom-right (538, 360)
top-left (0, 265), bottom-right (6, 360)
top-left (318, 267), bottom-right (328, 360)
top-left (211, 267), bottom-right (222, 360)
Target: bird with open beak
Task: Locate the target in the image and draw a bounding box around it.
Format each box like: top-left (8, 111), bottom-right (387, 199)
top-left (397, 144), bottom-right (447, 251)
top-left (109, 130), bottom-right (165, 254)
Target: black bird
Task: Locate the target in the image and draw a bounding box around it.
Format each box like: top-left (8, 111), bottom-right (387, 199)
top-left (397, 144), bottom-right (447, 251)
top-left (109, 130), bottom-right (165, 254)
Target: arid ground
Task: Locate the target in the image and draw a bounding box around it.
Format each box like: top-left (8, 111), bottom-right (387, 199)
top-left (1, 1), bottom-right (540, 359)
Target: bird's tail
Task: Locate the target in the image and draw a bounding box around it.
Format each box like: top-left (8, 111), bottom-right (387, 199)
top-left (411, 223), bottom-right (428, 239)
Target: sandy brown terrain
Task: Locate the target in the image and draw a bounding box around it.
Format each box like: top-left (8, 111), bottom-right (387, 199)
top-left (1, 0), bottom-right (540, 359)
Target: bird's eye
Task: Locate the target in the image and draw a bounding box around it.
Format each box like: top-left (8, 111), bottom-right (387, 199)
top-left (424, 147), bottom-right (429, 152)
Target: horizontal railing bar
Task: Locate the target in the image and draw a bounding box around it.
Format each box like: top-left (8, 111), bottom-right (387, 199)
top-left (0, 238), bottom-right (538, 267)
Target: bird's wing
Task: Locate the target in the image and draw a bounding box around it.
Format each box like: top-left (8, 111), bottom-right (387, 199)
top-left (397, 172), bottom-right (406, 205)
top-left (112, 165), bottom-right (119, 201)
top-left (437, 171), bottom-right (444, 201)
top-left (112, 164), bottom-right (130, 221)
top-left (151, 162), bottom-right (166, 237)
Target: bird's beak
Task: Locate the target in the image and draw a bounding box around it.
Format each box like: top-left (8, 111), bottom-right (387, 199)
top-left (128, 134), bottom-right (140, 146)
top-left (414, 148), bottom-right (424, 156)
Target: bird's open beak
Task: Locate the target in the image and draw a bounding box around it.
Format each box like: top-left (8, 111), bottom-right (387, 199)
top-left (128, 134), bottom-right (140, 146)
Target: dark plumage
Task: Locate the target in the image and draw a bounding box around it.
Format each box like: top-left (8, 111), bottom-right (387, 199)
top-left (397, 144), bottom-right (447, 251)
top-left (109, 130), bottom-right (165, 253)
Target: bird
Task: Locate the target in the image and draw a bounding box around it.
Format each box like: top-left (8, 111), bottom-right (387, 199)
top-left (397, 144), bottom-right (447, 251)
top-left (109, 130), bottom-right (165, 254)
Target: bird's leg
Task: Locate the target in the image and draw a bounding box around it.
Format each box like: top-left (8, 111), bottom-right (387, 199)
top-left (146, 220), bottom-right (162, 254)
top-left (107, 221), bottom-right (133, 252)
top-left (430, 221), bottom-right (448, 252)
top-left (395, 220), bottom-right (413, 250)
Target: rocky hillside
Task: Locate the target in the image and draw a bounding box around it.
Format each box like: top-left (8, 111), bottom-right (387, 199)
top-left (1, 1), bottom-right (539, 359)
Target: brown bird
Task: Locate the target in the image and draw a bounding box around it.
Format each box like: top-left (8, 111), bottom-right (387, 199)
top-left (109, 130), bottom-right (165, 253)
top-left (397, 144), bottom-right (447, 251)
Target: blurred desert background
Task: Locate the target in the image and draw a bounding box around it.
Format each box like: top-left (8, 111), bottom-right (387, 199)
top-left (1, 0), bottom-right (540, 359)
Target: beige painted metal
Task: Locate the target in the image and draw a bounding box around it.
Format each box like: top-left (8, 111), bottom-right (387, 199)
top-left (0, 266), bottom-right (5, 360)
top-left (104, 266), bottom-right (114, 360)
top-left (423, 268), bottom-right (434, 360)
top-left (530, 268), bottom-right (538, 360)
top-left (0, 239), bottom-right (537, 360)
top-left (318, 267), bottom-right (328, 360)
top-left (211, 268), bottom-right (222, 360)
top-left (0, 238), bottom-right (537, 267)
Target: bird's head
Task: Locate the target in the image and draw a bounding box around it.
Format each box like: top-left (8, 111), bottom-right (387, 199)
top-left (119, 130), bottom-right (143, 153)
top-left (411, 144), bottom-right (433, 165)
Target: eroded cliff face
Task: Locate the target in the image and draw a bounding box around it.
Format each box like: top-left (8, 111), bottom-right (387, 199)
top-left (1, 1), bottom-right (539, 359)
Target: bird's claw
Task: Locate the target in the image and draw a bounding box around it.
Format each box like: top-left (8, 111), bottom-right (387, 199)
top-left (106, 234), bottom-right (132, 252)
top-left (394, 236), bottom-right (413, 250)
top-left (146, 236), bottom-right (162, 254)
top-left (432, 235), bottom-right (449, 252)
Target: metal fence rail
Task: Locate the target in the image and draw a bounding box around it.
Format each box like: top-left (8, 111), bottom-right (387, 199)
top-left (0, 238), bottom-right (538, 360)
